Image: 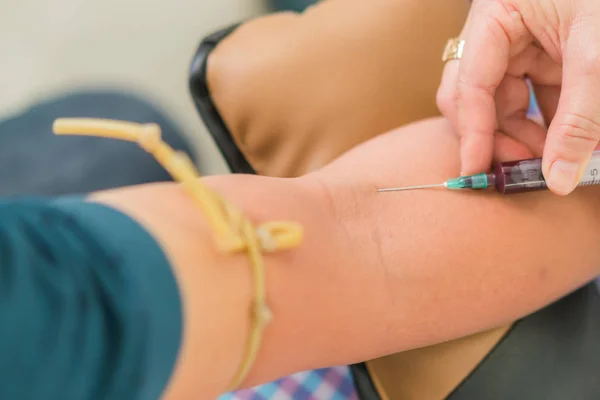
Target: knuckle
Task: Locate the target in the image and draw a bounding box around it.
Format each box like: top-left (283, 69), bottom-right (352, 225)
top-left (552, 112), bottom-right (600, 154)
top-left (477, 0), bottom-right (516, 41)
top-left (457, 73), bottom-right (496, 98)
top-left (436, 84), bottom-right (457, 115)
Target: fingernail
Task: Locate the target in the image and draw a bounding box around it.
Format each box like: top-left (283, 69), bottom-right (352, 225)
top-left (547, 160), bottom-right (581, 195)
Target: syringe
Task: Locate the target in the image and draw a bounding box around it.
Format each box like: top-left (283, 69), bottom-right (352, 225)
top-left (377, 150), bottom-right (600, 195)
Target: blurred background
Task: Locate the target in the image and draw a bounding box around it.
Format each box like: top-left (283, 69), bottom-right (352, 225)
top-left (0, 0), bottom-right (317, 175)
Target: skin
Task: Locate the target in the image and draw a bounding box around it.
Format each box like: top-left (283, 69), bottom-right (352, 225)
top-left (437, 0), bottom-right (600, 195)
top-left (93, 117), bottom-right (600, 399)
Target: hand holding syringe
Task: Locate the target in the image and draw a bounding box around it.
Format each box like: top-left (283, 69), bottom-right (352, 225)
top-left (378, 150), bottom-right (600, 195)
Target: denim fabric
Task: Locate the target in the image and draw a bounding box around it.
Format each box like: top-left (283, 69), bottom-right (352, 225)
top-left (0, 90), bottom-right (195, 196)
top-left (270, 0), bottom-right (318, 12)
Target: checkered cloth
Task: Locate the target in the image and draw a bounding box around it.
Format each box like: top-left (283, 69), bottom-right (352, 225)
top-left (218, 366), bottom-right (358, 400)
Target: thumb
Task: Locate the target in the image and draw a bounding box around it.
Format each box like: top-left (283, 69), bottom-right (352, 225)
top-left (543, 27), bottom-right (600, 195)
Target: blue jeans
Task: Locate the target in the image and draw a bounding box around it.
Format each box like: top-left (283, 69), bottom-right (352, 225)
top-left (270, 0), bottom-right (318, 12)
top-left (0, 90), bottom-right (194, 196)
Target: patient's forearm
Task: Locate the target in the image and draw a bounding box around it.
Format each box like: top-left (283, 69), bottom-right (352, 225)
top-left (94, 117), bottom-right (600, 399)
top-left (200, 117), bottom-right (600, 390)
top-left (313, 117), bottom-right (600, 359)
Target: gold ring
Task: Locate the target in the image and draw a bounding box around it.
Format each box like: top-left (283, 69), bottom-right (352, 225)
top-left (442, 38), bottom-right (465, 62)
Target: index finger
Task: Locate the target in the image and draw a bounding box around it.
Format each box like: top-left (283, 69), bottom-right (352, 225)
top-left (457, 1), bottom-right (527, 175)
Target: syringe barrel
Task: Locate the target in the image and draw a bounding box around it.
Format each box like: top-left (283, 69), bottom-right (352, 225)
top-left (493, 157), bottom-right (546, 194)
top-left (493, 149), bottom-right (600, 194)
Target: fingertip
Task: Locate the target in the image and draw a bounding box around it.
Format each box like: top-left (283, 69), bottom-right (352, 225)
top-left (542, 150), bottom-right (592, 196)
top-left (544, 158), bottom-right (581, 195)
top-left (459, 134), bottom-right (495, 176)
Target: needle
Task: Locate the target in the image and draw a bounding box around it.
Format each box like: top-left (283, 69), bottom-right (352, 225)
top-left (377, 182), bottom-right (447, 192)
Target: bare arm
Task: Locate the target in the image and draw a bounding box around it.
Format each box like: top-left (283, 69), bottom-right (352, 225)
top-left (93, 117), bottom-right (600, 399)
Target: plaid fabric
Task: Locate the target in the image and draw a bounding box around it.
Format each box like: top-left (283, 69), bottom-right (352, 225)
top-left (218, 367), bottom-right (358, 400)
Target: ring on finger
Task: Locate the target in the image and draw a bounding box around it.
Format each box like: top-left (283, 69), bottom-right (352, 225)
top-left (442, 38), bottom-right (465, 62)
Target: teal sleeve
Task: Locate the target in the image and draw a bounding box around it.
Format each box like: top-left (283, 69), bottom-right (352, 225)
top-left (0, 197), bottom-right (183, 400)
